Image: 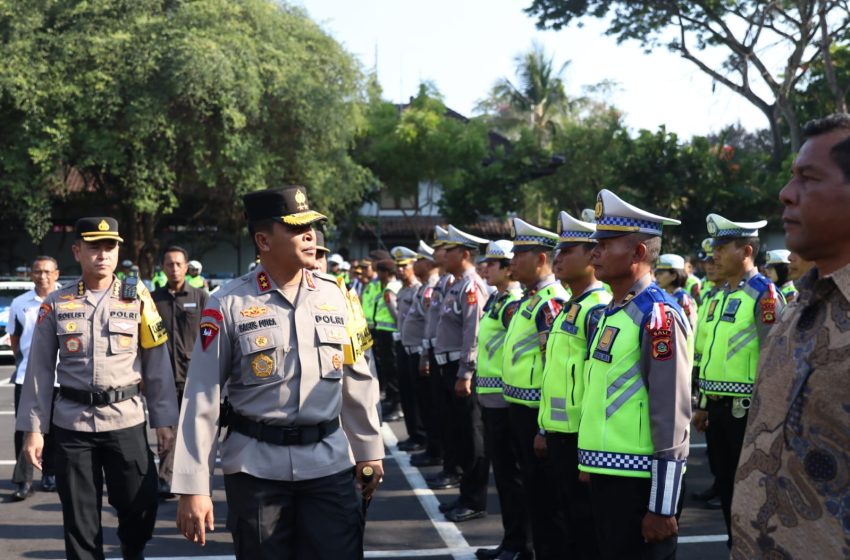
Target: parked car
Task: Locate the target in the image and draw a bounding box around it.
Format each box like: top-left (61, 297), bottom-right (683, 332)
top-left (0, 280), bottom-right (35, 358)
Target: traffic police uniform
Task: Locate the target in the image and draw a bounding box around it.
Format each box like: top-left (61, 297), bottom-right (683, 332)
top-left (501, 217), bottom-right (569, 559)
top-left (578, 190), bottom-right (693, 560)
top-left (373, 259), bottom-right (402, 416)
top-left (475, 240), bottom-right (529, 557)
top-left (697, 214), bottom-right (784, 543)
top-left (171, 186), bottom-right (383, 559)
top-left (419, 225), bottom-right (459, 478)
top-left (538, 212), bottom-right (610, 559)
top-left (392, 246), bottom-right (426, 448)
top-left (435, 226), bottom-right (490, 520)
top-left (765, 249), bottom-right (798, 303)
top-left (655, 254), bottom-right (698, 332)
top-left (16, 217), bottom-right (179, 560)
top-left (402, 242), bottom-right (440, 456)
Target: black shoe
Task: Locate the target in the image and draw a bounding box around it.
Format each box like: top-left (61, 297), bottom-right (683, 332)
top-left (40, 475), bottom-right (57, 492)
top-left (445, 506), bottom-right (487, 522)
top-left (705, 496), bottom-right (722, 510)
top-left (411, 452), bottom-right (442, 467)
top-left (427, 473), bottom-right (460, 490)
top-left (121, 544), bottom-right (145, 560)
top-left (692, 483), bottom-right (717, 501)
top-left (398, 439), bottom-right (425, 453)
top-left (475, 547), bottom-right (503, 560)
top-left (438, 498), bottom-right (460, 513)
top-left (495, 551), bottom-right (532, 560)
top-left (157, 479), bottom-right (174, 500)
top-left (12, 482), bottom-right (33, 501)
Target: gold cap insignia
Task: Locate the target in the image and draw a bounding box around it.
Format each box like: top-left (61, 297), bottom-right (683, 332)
top-left (65, 321), bottom-right (77, 332)
top-left (98, 220), bottom-right (109, 231)
top-left (294, 188), bottom-right (308, 211)
top-left (595, 195), bottom-right (604, 220)
top-left (255, 335), bottom-right (268, 348)
top-left (251, 354), bottom-right (275, 378)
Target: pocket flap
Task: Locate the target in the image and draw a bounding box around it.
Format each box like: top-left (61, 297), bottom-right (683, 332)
top-left (315, 324), bottom-right (348, 345)
top-left (239, 328), bottom-right (282, 355)
top-left (108, 316), bottom-right (137, 335)
top-left (57, 319), bottom-right (83, 335)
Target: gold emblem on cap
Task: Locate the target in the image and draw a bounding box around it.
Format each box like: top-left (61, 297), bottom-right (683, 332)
top-left (294, 188), bottom-right (308, 211)
top-left (251, 354), bottom-right (274, 378)
top-left (255, 335), bottom-right (268, 348)
top-left (595, 196), bottom-right (604, 220)
top-left (97, 220), bottom-right (109, 231)
top-left (331, 354), bottom-right (342, 370)
top-left (65, 321), bottom-right (77, 332)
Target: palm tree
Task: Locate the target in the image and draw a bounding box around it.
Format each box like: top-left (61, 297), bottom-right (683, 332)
top-left (477, 42), bottom-right (573, 147)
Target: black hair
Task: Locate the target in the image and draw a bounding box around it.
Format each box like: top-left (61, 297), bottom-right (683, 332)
top-left (32, 255), bottom-right (58, 269)
top-left (803, 113), bottom-right (850, 181)
top-left (769, 263), bottom-right (790, 285)
top-left (161, 245), bottom-right (189, 263)
top-left (733, 237), bottom-right (761, 259)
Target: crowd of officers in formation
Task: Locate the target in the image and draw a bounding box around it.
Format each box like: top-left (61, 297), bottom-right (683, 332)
top-left (4, 183), bottom-right (816, 560)
top-left (312, 186), bottom-right (812, 560)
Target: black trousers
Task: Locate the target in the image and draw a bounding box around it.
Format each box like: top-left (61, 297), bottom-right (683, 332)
top-left (545, 432), bottom-right (599, 559)
top-left (224, 468), bottom-right (363, 560)
top-left (430, 348), bottom-right (457, 474)
top-left (705, 397), bottom-right (748, 542)
top-left (508, 403), bottom-right (566, 560)
top-left (412, 352), bottom-right (443, 458)
top-left (53, 423), bottom-right (158, 560)
top-left (481, 406), bottom-right (531, 554)
top-left (396, 344), bottom-right (426, 443)
top-left (439, 361), bottom-right (489, 510)
top-left (372, 330), bottom-right (400, 407)
top-left (589, 474), bottom-right (679, 560)
top-left (13, 383), bottom-right (55, 483)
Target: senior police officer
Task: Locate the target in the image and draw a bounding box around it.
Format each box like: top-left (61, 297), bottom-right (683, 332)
top-left (172, 186), bottom-right (383, 559)
top-left (435, 226), bottom-right (490, 522)
top-left (578, 190), bottom-right (693, 560)
top-left (18, 217), bottom-right (178, 560)
top-left (534, 211), bottom-right (610, 559)
top-left (501, 217), bottom-right (569, 560)
top-left (472, 240), bottom-right (529, 560)
top-left (693, 214), bottom-right (783, 546)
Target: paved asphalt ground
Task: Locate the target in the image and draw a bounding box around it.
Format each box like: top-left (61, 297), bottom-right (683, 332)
top-left (0, 361), bottom-right (731, 559)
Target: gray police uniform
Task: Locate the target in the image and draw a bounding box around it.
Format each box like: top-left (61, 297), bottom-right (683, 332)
top-left (405, 272), bottom-right (440, 457)
top-left (171, 264), bottom-right (383, 558)
top-left (395, 278), bottom-right (425, 444)
top-left (17, 273), bottom-right (178, 560)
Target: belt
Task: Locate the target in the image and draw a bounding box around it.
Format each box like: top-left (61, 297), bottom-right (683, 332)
top-left (422, 339), bottom-right (431, 349)
top-left (59, 384), bottom-right (140, 406)
top-left (405, 345), bottom-right (423, 355)
top-left (229, 411), bottom-right (340, 446)
top-left (434, 351), bottom-right (461, 365)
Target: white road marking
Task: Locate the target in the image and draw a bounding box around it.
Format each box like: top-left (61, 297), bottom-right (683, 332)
top-left (380, 423), bottom-right (476, 560)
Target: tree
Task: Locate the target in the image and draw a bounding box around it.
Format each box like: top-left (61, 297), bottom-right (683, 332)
top-left (476, 42), bottom-right (574, 148)
top-left (0, 0), bottom-right (368, 273)
top-left (525, 0), bottom-right (850, 164)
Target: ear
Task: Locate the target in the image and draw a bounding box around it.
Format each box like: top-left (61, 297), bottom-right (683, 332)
top-left (71, 242), bottom-right (81, 263)
top-left (742, 243), bottom-right (754, 259)
top-left (537, 251), bottom-right (548, 268)
top-left (633, 241), bottom-right (647, 264)
top-left (254, 231), bottom-right (271, 253)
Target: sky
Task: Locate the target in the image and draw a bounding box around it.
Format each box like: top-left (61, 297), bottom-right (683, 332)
top-left (294, 0), bottom-right (770, 140)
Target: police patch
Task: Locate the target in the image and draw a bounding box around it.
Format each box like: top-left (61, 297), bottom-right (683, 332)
top-left (706, 298), bottom-right (719, 321)
top-left (721, 298), bottom-right (741, 323)
top-left (251, 353), bottom-right (275, 378)
top-left (564, 303), bottom-right (580, 325)
top-left (202, 308), bottom-right (224, 322)
top-left (37, 303), bottom-right (52, 324)
top-left (64, 336), bottom-right (81, 353)
top-left (200, 321), bottom-right (220, 351)
top-left (240, 306), bottom-right (268, 319)
top-left (58, 301), bottom-right (84, 311)
top-left (652, 335), bottom-right (673, 360)
top-left (761, 297), bottom-right (776, 324)
top-left (256, 271), bottom-right (271, 292)
top-left (592, 325), bottom-right (619, 363)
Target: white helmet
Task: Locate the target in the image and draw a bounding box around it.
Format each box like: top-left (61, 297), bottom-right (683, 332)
top-left (328, 253), bottom-right (344, 266)
top-left (188, 260), bottom-right (202, 272)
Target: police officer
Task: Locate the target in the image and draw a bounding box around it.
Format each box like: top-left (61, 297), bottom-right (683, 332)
top-left (18, 217), bottom-right (179, 560)
top-left (435, 226), bottom-right (490, 522)
top-left (654, 254), bottom-right (698, 331)
top-left (373, 258), bottom-right (403, 420)
top-left (313, 229), bottom-right (331, 272)
top-left (391, 246), bottom-right (426, 451)
top-left (172, 186), bottom-right (383, 558)
top-left (501, 217), bottom-right (569, 559)
top-left (534, 212), bottom-right (610, 560)
top-left (693, 214), bottom-right (783, 546)
top-left (472, 240), bottom-right (529, 559)
top-left (764, 249), bottom-right (798, 303)
top-left (186, 260), bottom-right (208, 290)
top-left (578, 190), bottom-right (693, 560)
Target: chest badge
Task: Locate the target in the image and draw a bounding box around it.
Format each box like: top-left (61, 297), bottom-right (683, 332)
top-left (251, 354), bottom-right (274, 378)
top-left (119, 335), bottom-right (133, 349)
top-left (255, 335), bottom-right (269, 348)
top-left (64, 336), bottom-right (81, 353)
top-left (332, 354), bottom-right (342, 370)
top-left (240, 306), bottom-right (268, 318)
top-left (65, 321), bottom-right (77, 332)
top-left (592, 325), bottom-right (620, 363)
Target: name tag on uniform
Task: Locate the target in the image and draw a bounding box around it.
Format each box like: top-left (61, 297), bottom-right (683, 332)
top-left (721, 298), bottom-right (741, 322)
top-left (592, 326), bottom-right (619, 363)
top-left (706, 298), bottom-right (718, 321)
top-left (560, 303), bottom-right (580, 335)
top-left (183, 303), bottom-right (197, 309)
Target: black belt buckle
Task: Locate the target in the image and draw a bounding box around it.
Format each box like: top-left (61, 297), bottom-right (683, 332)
top-left (280, 427), bottom-right (302, 446)
top-left (90, 391), bottom-right (109, 406)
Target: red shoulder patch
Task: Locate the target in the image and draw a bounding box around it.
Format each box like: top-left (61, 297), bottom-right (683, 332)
top-left (651, 334), bottom-right (673, 361)
top-left (37, 303), bottom-right (52, 324)
top-left (202, 308), bottom-right (223, 322)
top-left (761, 297), bottom-right (776, 324)
top-left (200, 321), bottom-right (220, 351)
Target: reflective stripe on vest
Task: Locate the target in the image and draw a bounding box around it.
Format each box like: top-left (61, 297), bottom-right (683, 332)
top-left (538, 288), bottom-right (610, 433)
top-left (361, 281), bottom-right (381, 328)
top-left (699, 275), bottom-right (772, 397)
top-left (476, 289), bottom-right (522, 395)
top-left (694, 288), bottom-right (720, 366)
top-left (374, 281), bottom-right (401, 332)
top-left (501, 282), bottom-right (569, 407)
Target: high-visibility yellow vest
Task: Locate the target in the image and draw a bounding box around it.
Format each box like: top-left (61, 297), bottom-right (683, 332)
top-left (501, 282), bottom-right (569, 407)
top-left (578, 285), bottom-right (692, 478)
top-left (694, 287), bottom-right (721, 366)
top-left (361, 279), bottom-right (381, 329)
top-left (375, 280), bottom-right (401, 332)
top-left (699, 274), bottom-right (777, 397)
top-left (538, 287), bottom-right (610, 433)
top-left (475, 288), bottom-right (523, 395)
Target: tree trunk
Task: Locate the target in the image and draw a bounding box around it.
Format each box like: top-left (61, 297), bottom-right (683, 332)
top-left (818, 0), bottom-right (848, 113)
